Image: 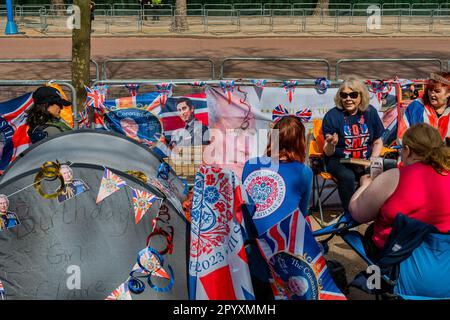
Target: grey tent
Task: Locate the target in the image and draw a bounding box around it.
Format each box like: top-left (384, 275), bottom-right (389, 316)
top-left (0, 130), bottom-right (189, 300)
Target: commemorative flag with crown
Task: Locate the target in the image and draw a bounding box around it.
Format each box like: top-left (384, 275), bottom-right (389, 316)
top-left (256, 208), bottom-right (347, 300)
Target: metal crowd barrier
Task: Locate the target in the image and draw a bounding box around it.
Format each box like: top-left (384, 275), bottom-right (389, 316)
top-left (220, 57), bottom-right (332, 80)
top-left (0, 80), bottom-right (78, 129)
top-left (102, 58), bottom-right (216, 81)
top-left (335, 58), bottom-right (445, 79)
top-left (0, 59), bottom-right (100, 83)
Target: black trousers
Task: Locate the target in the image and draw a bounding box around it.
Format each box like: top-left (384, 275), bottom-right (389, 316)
top-left (325, 157), bottom-right (366, 211)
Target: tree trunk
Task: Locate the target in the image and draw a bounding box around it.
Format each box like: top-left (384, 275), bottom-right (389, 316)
top-left (51, 0), bottom-right (65, 16)
top-left (173, 0), bottom-right (189, 32)
top-left (313, 0), bottom-right (329, 17)
top-left (72, 0), bottom-right (91, 117)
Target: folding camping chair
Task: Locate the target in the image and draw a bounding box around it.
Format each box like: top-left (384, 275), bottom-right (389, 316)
top-left (308, 119), bottom-right (338, 225)
top-left (313, 213), bottom-right (450, 300)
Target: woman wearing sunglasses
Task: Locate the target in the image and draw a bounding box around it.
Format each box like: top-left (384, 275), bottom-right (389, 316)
top-left (322, 77), bottom-right (384, 211)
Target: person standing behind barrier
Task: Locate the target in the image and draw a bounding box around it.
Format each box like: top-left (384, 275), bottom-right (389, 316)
top-left (150, 0), bottom-right (162, 21)
top-left (349, 123), bottom-right (450, 259)
top-left (398, 72), bottom-right (450, 145)
top-left (26, 86), bottom-right (72, 144)
top-left (139, 0), bottom-right (149, 21)
top-left (322, 77), bottom-right (384, 211)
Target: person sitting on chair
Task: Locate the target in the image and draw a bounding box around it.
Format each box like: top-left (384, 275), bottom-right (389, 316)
top-left (398, 72), bottom-right (450, 143)
top-left (349, 123), bottom-right (450, 260)
top-left (322, 77), bottom-right (385, 211)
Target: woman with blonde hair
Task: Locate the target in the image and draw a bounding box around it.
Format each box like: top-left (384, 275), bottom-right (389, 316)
top-left (350, 123), bottom-right (450, 258)
top-left (322, 77), bottom-right (384, 210)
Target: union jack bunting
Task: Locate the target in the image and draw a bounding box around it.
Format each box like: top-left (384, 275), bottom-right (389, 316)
top-left (96, 167), bottom-right (127, 204)
top-left (189, 81), bottom-right (207, 87)
top-left (219, 80), bottom-right (235, 105)
top-left (365, 80), bottom-right (393, 104)
top-left (155, 83), bottom-right (174, 107)
top-left (251, 79), bottom-right (267, 88)
top-left (105, 283), bottom-right (132, 300)
top-left (132, 251), bottom-right (170, 279)
top-left (130, 188), bottom-right (158, 224)
top-left (281, 80), bottom-right (299, 103)
top-left (125, 84), bottom-right (141, 97)
top-left (256, 209), bottom-right (347, 300)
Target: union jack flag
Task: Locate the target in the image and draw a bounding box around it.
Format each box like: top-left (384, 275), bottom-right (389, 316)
top-left (85, 85), bottom-right (107, 112)
top-left (0, 93), bottom-right (33, 173)
top-left (272, 104), bottom-right (290, 123)
top-left (256, 209), bottom-right (347, 300)
top-left (282, 80), bottom-right (299, 103)
top-left (272, 105), bottom-right (312, 123)
top-left (131, 188), bottom-right (157, 224)
top-left (219, 80), bottom-right (235, 105)
top-left (125, 84), bottom-right (141, 97)
top-left (96, 167), bottom-right (127, 204)
top-left (77, 107), bottom-right (91, 129)
top-left (155, 83), bottom-right (174, 107)
top-left (105, 283), bottom-right (132, 300)
top-left (295, 108), bottom-right (312, 123)
top-left (398, 99), bottom-right (450, 142)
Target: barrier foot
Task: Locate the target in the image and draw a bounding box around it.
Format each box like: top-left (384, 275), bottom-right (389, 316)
top-left (5, 21), bottom-right (19, 35)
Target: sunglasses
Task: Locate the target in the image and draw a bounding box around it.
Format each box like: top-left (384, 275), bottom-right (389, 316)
top-left (339, 91), bottom-right (359, 99)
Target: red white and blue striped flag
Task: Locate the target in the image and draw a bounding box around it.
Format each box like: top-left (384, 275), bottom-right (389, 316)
top-left (256, 209), bottom-right (347, 300)
top-left (0, 93), bottom-right (33, 173)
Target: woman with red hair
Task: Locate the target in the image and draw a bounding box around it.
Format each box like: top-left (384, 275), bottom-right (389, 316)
top-left (398, 72), bottom-right (450, 144)
top-left (241, 107), bottom-right (313, 299)
top-left (242, 108), bottom-right (312, 235)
